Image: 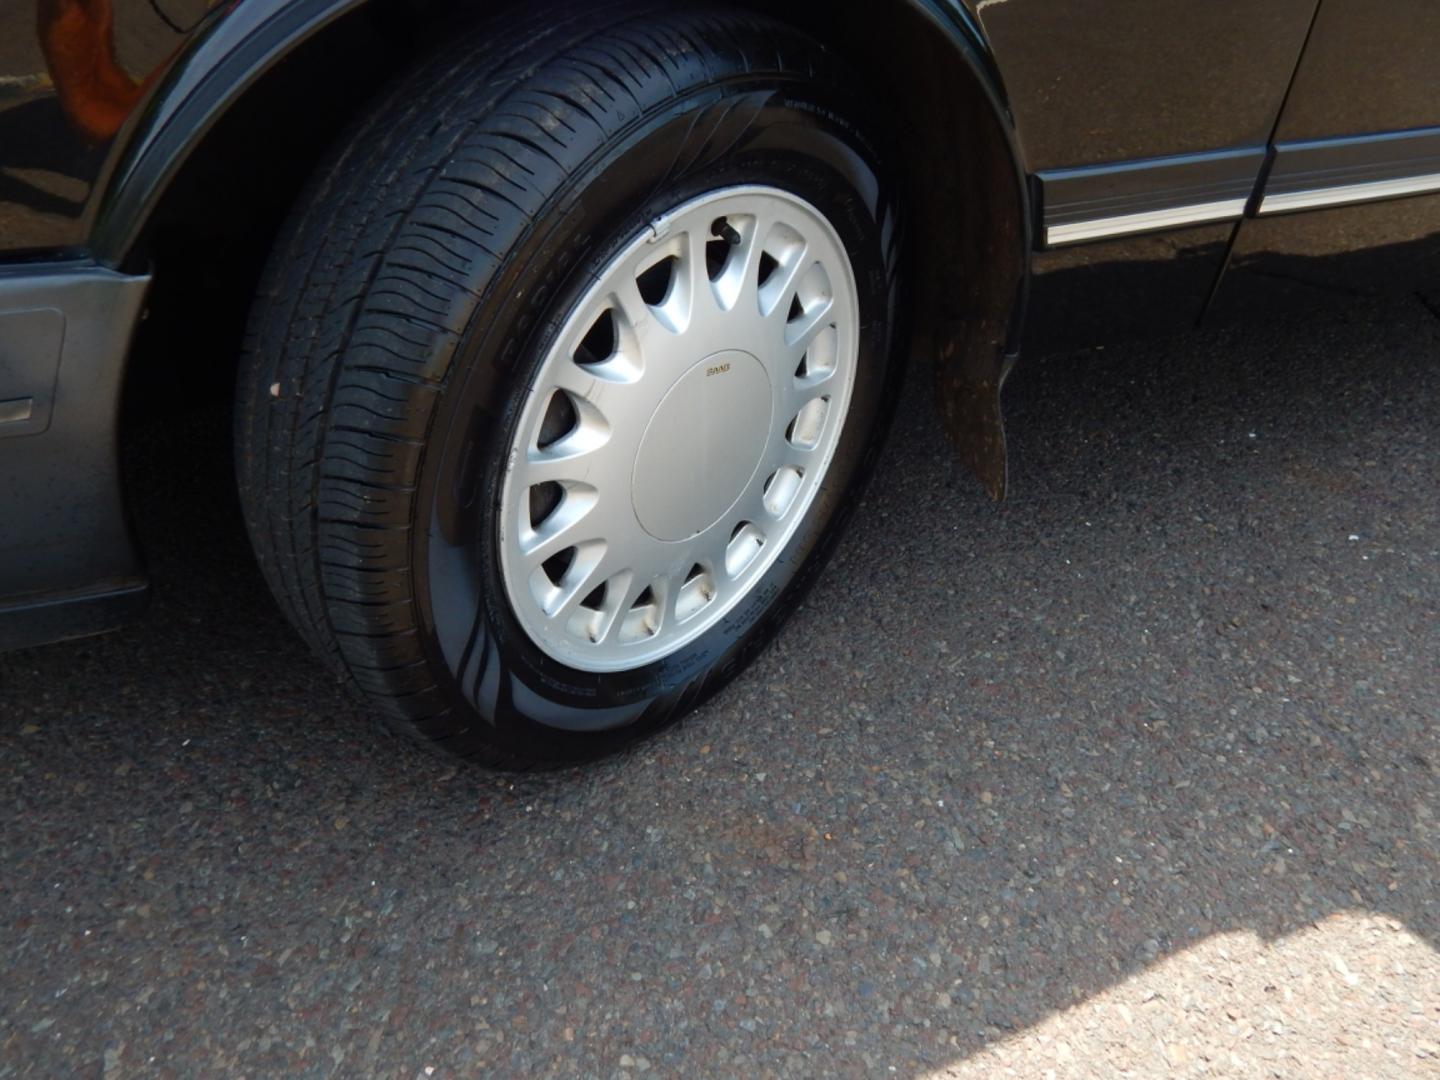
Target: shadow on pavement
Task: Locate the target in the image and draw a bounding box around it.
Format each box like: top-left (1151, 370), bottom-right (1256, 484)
top-left (2, 295), bottom-right (1437, 1075)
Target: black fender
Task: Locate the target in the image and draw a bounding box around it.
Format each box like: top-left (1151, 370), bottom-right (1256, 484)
top-left (89, 0), bottom-right (368, 266)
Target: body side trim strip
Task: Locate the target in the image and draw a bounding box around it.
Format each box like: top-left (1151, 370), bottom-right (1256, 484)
top-left (1258, 127), bottom-right (1440, 215)
top-left (1261, 172), bottom-right (1440, 214)
top-left (1038, 147), bottom-right (1265, 247)
top-left (1046, 198), bottom-right (1251, 245)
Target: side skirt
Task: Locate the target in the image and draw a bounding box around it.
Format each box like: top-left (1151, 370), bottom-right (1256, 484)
top-left (0, 264), bottom-right (151, 650)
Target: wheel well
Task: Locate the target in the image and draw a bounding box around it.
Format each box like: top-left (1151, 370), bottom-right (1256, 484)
top-left (756, 1), bottom-right (1030, 498)
top-left (123, 1), bottom-right (445, 425)
top-left (748, 1), bottom-right (1028, 364)
top-left (121, 0), bottom-right (1025, 479)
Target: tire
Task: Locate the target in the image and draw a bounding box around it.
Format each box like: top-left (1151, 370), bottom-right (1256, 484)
top-left (235, 3), bottom-right (904, 767)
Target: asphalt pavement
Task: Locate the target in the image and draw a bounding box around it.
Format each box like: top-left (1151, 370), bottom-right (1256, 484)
top-left (2, 295), bottom-right (1437, 1077)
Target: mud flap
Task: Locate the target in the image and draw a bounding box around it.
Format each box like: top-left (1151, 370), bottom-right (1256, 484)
top-left (934, 320), bottom-right (1018, 502)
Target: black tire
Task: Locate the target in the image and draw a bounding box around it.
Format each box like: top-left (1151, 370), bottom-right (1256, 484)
top-left (235, 3), bottom-right (904, 767)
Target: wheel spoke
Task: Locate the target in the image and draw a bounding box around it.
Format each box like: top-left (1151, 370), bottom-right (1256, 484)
top-left (785, 295), bottom-right (835, 351)
top-left (519, 523), bottom-right (569, 571)
top-left (681, 225), bottom-right (713, 319)
top-left (732, 477), bottom-right (775, 527)
top-left (759, 464), bottom-right (805, 520)
top-left (760, 250), bottom-right (810, 319)
top-left (545, 357), bottom-right (595, 399)
top-left (709, 209), bottom-right (775, 314)
top-left (777, 365), bottom-right (836, 421)
top-left (517, 485), bottom-right (597, 565)
top-left (698, 522), bottom-right (740, 583)
top-left (734, 210), bottom-right (776, 292)
top-left (550, 542), bottom-right (611, 620)
top-left (594, 571), bottom-right (645, 645)
top-left (782, 440), bottom-right (820, 468)
top-left (610, 276), bottom-right (652, 338)
top-left (520, 446), bottom-right (592, 487)
top-left (722, 520), bottom-right (767, 579)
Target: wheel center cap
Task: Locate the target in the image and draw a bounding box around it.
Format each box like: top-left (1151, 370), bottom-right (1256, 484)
top-left (632, 349), bottom-right (771, 541)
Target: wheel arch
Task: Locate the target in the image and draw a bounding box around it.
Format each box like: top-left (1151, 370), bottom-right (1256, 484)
top-left (748, 0), bottom-right (1032, 498)
top-left (90, 0), bottom-right (375, 268)
top-left (102, 0), bottom-right (1030, 496)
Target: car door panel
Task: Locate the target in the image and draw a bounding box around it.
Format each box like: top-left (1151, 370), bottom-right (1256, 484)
top-left (1269, 0), bottom-right (1440, 142)
top-left (1260, 0), bottom-right (1440, 217)
top-left (966, 0), bottom-right (1319, 348)
top-left (1218, 0), bottom-right (1440, 316)
top-left (967, 0), bottom-right (1319, 171)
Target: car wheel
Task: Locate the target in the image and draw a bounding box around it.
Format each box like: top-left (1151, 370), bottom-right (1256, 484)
top-left (235, 3), bottom-right (903, 766)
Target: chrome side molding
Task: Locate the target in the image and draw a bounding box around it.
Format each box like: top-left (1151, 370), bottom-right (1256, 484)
top-left (1037, 148), bottom-right (1264, 247)
top-left (1046, 198), bottom-right (1251, 245)
top-left (1258, 127), bottom-right (1440, 214)
top-left (1037, 128), bottom-right (1440, 245)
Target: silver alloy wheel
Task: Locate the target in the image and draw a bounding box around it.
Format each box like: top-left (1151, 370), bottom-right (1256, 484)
top-left (498, 186), bottom-right (859, 672)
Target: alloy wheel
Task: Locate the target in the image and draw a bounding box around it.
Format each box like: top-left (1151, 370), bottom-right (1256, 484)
top-left (498, 186), bottom-right (860, 672)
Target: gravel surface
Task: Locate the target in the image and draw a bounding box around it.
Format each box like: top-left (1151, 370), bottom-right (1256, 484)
top-left (2, 296), bottom-right (1437, 1077)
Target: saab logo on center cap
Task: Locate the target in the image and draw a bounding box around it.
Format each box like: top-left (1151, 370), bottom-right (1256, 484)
top-left (705, 362), bottom-right (731, 377)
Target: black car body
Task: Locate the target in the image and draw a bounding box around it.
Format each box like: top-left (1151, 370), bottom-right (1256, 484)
top-left (2, 0), bottom-right (1437, 658)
